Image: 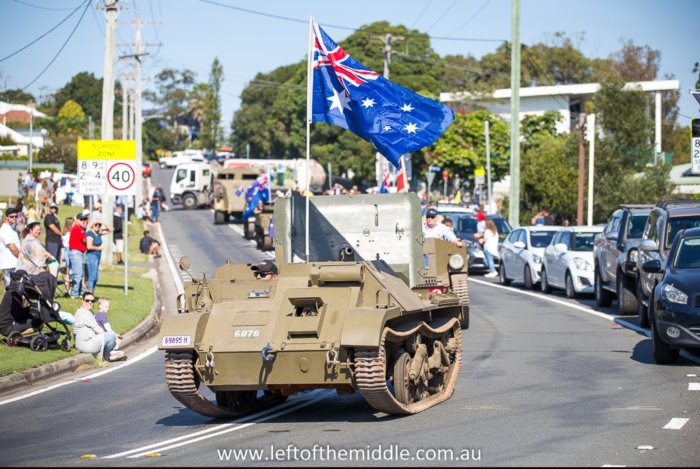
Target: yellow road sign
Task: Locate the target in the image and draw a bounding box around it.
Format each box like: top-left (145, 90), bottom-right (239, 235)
top-left (77, 140), bottom-right (136, 160)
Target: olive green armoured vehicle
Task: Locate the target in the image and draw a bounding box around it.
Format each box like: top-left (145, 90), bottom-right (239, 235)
top-left (158, 192), bottom-right (469, 417)
top-left (212, 167), bottom-right (261, 224)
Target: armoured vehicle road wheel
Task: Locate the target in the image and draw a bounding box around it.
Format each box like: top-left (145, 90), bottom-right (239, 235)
top-left (164, 351), bottom-right (286, 418)
top-left (594, 267), bottom-right (613, 307)
top-left (450, 273), bottom-right (469, 329)
top-left (354, 318), bottom-right (462, 415)
top-left (214, 210), bottom-right (226, 224)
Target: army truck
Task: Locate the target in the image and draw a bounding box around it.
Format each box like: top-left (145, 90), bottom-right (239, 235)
top-left (212, 167), bottom-right (261, 224)
top-left (158, 193), bottom-right (469, 417)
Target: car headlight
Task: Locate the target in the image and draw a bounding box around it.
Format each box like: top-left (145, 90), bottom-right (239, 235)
top-left (449, 253), bottom-right (465, 270)
top-left (662, 284), bottom-right (688, 305)
top-left (573, 258), bottom-right (592, 271)
top-left (628, 249), bottom-right (638, 264)
top-left (532, 254), bottom-right (541, 264)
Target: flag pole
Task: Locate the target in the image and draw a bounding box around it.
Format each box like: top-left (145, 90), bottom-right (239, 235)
top-left (305, 16), bottom-right (314, 263)
top-left (400, 155), bottom-right (409, 192)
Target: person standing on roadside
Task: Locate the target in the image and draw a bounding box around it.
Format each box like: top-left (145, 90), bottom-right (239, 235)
top-left (150, 185), bottom-right (162, 223)
top-left (85, 220), bottom-right (111, 292)
top-left (68, 214), bottom-right (88, 298)
top-left (17, 221), bottom-right (56, 275)
top-left (0, 208), bottom-right (21, 288)
top-left (480, 219), bottom-right (500, 278)
top-left (43, 203), bottom-right (62, 262)
top-left (112, 205), bottom-right (124, 265)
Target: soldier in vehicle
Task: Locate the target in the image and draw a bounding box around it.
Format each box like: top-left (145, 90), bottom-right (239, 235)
top-left (251, 260), bottom-right (278, 280)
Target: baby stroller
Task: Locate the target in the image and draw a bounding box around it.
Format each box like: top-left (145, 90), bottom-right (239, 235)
top-left (0, 270), bottom-right (71, 352)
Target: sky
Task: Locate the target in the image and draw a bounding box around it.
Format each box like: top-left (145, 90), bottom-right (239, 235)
top-left (1, 0), bottom-right (699, 136)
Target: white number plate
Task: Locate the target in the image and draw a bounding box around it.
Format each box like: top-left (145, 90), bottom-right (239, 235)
top-left (161, 335), bottom-right (191, 346)
top-left (234, 329), bottom-right (261, 338)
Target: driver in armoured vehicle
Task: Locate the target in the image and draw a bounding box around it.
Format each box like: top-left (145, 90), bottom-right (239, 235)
top-left (423, 207), bottom-right (464, 247)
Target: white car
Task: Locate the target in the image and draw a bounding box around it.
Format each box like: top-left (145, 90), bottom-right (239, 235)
top-left (541, 225), bottom-right (604, 298)
top-left (499, 226), bottom-right (561, 289)
top-left (159, 149), bottom-right (205, 169)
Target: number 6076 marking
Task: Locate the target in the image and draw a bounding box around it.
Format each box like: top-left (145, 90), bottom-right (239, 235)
top-left (234, 329), bottom-right (260, 338)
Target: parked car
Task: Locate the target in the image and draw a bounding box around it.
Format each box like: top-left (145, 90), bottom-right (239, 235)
top-left (593, 204), bottom-right (652, 314)
top-left (636, 200), bottom-right (700, 327)
top-left (422, 202), bottom-right (474, 223)
top-left (498, 225), bottom-right (561, 289)
top-left (455, 214), bottom-right (512, 272)
top-left (158, 149), bottom-right (205, 169)
top-left (541, 225), bottom-right (604, 298)
top-left (641, 227), bottom-right (700, 364)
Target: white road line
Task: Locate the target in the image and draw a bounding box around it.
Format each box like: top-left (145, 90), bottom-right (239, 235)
top-left (0, 345), bottom-right (159, 407)
top-left (689, 383), bottom-right (700, 391)
top-left (113, 390), bottom-right (332, 459)
top-left (663, 418), bottom-right (689, 430)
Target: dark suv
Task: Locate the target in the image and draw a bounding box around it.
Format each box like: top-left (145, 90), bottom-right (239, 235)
top-left (455, 214), bottom-right (512, 272)
top-left (593, 205), bottom-right (652, 314)
top-left (636, 200), bottom-right (700, 327)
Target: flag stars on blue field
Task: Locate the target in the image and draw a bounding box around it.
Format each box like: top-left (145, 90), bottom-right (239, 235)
top-left (361, 97), bottom-right (375, 108)
top-left (401, 103), bottom-right (414, 112)
top-left (404, 122), bottom-right (418, 134)
top-left (328, 88), bottom-right (351, 112)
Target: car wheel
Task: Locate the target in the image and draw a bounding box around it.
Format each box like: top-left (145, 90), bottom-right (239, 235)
top-left (541, 268), bottom-right (552, 293)
top-left (499, 263), bottom-right (511, 286)
top-left (617, 274), bottom-right (638, 316)
top-left (524, 265), bottom-right (534, 290)
top-left (637, 280), bottom-right (649, 328)
top-left (594, 267), bottom-right (613, 307)
top-left (651, 314), bottom-right (680, 365)
top-left (565, 271), bottom-right (576, 299)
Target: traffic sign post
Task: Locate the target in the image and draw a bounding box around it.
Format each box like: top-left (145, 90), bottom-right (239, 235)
top-left (77, 140), bottom-right (137, 295)
top-left (692, 118), bottom-right (700, 175)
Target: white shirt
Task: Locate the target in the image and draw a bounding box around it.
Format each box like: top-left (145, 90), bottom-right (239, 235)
top-left (0, 223), bottom-right (20, 269)
top-left (483, 228), bottom-right (499, 256)
top-left (423, 222), bottom-right (458, 243)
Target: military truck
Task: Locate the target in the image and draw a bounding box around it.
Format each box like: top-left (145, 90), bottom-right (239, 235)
top-left (212, 167), bottom-right (261, 224)
top-left (158, 192), bottom-right (469, 417)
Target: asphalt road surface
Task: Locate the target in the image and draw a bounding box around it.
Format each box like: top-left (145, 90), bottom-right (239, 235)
top-left (0, 167), bottom-right (697, 467)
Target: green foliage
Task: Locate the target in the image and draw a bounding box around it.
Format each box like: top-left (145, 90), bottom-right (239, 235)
top-left (143, 68), bottom-right (196, 124)
top-left (427, 109), bottom-right (510, 183)
top-left (142, 119), bottom-right (179, 161)
top-left (44, 71), bottom-right (120, 121)
top-left (0, 134), bottom-right (16, 146)
top-left (199, 58), bottom-right (224, 150)
top-left (37, 133), bottom-right (78, 173)
top-left (1, 88), bottom-right (35, 104)
top-left (58, 99), bottom-right (86, 119)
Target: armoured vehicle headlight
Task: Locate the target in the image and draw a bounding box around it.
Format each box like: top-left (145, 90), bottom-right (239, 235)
top-left (662, 284), bottom-right (688, 305)
top-left (449, 253), bottom-right (465, 270)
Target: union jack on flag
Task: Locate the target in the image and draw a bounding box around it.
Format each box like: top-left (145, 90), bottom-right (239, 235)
top-left (380, 164), bottom-right (391, 193)
top-left (310, 20), bottom-right (454, 169)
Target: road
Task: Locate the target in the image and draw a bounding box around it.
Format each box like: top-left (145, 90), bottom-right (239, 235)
top-left (0, 167), bottom-right (697, 467)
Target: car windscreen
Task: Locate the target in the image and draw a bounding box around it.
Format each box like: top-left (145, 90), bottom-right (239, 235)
top-left (666, 216), bottom-right (700, 249)
top-left (458, 218), bottom-right (478, 234)
top-left (627, 215), bottom-right (648, 239)
top-left (494, 218), bottom-right (512, 235)
top-left (573, 232), bottom-right (597, 251)
top-left (673, 236), bottom-right (700, 268)
top-left (529, 230), bottom-right (557, 248)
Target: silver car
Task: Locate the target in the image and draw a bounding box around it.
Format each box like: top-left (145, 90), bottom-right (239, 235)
top-left (499, 226), bottom-right (561, 289)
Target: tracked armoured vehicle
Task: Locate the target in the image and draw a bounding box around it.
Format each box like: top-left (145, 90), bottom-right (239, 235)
top-left (158, 192), bottom-right (469, 417)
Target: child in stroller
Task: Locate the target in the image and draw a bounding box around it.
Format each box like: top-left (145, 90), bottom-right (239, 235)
top-left (0, 269), bottom-right (71, 352)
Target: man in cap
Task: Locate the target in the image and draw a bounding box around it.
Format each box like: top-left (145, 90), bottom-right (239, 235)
top-left (251, 260), bottom-right (278, 280)
top-left (0, 207), bottom-right (21, 288)
top-left (422, 207), bottom-right (463, 247)
top-left (68, 213), bottom-right (89, 298)
top-left (43, 203), bottom-right (63, 261)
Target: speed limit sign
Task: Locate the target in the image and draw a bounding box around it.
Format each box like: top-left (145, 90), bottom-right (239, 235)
top-left (107, 162), bottom-right (136, 193)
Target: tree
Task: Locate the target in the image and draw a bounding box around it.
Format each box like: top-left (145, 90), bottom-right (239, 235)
top-left (45, 71), bottom-right (120, 122)
top-left (143, 68), bottom-right (196, 125)
top-left (1, 88), bottom-right (35, 104)
top-left (199, 58), bottom-right (224, 150)
top-left (58, 99), bottom-right (86, 119)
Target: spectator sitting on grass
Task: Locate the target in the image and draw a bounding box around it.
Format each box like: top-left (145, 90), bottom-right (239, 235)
top-left (139, 230), bottom-right (161, 257)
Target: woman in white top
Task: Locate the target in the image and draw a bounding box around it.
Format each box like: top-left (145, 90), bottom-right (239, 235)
top-left (481, 219), bottom-right (499, 278)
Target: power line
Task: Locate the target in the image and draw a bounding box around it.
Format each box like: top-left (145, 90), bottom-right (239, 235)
top-left (196, 0), bottom-right (505, 43)
top-left (0, 0), bottom-right (90, 63)
top-left (12, 0), bottom-right (83, 11)
top-left (411, 0), bottom-right (433, 27)
top-left (424, 0), bottom-right (458, 33)
top-left (446, 0), bottom-right (491, 37)
top-left (20, 0), bottom-right (91, 91)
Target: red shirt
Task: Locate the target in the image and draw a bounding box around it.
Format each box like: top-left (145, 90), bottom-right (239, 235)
top-left (68, 224), bottom-right (87, 252)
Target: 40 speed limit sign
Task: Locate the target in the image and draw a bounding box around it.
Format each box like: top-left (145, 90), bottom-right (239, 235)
top-left (77, 140), bottom-right (138, 196)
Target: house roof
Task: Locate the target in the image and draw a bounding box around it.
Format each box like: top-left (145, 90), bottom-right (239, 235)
top-left (0, 101), bottom-right (47, 118)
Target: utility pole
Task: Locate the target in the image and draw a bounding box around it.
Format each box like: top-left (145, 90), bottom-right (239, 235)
top-left (508, 0), bottom-right (521, 227)
top-left (587, 113), bottom-right (595, 226)
top-left (485, 120), bottom-right (492, 214)
top-left (99, 0), bottom-right (124, 266)
top-left (577, 114), bottom-right (585, 226)
top-left (121, 70), bottom-right (129, 140)
top-left (28, 102), bottom-right (33, 172)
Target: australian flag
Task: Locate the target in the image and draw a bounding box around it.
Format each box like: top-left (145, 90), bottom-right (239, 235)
top-left (311, 20), bottom-right (454, 169)
top-left (240, 173), bottom-right (271, 220)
